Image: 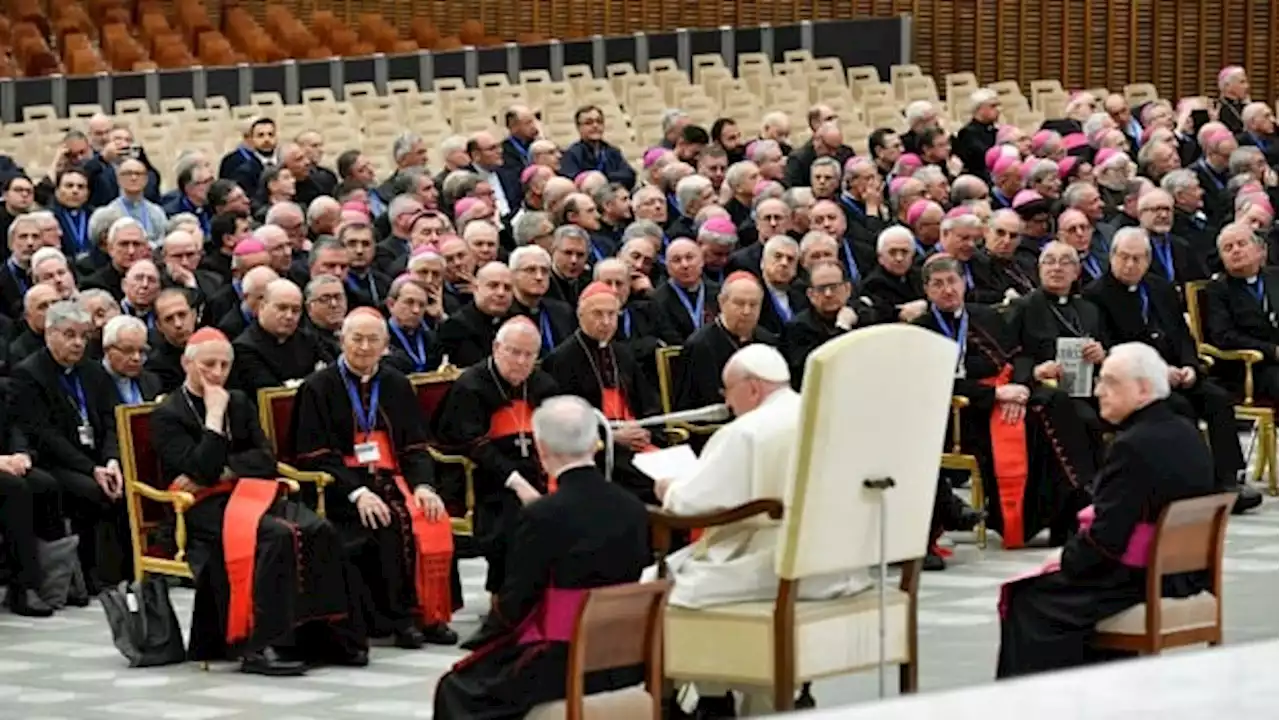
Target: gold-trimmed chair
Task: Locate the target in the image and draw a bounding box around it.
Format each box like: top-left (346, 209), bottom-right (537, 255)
top-left (655, 346), bottom-right (724, 441)
top-left (257, 386), bottom-right (337, 517)
top-left (118, 402), bottom-right (300, 583)
top-left (1185, 279), bottom-right (1277, 495)
top-left (940, 395), bottom-right (987, 548)
top-left (410, 365), bottom-right (478, 535)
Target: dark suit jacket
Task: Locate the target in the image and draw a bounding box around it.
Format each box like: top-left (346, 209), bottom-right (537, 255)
top-left (373, 235), bottom-right (412, 278)
top-left (757, 282), bottom-right (810, 337)
top-left (218, 147), bottom-right (267, 195)
top-left (0, 260), bottom-right (30, 319)
top-left (81, 263), bottom-right (126, 301)
top-left (954, 120), bottom-right (998, 178)
top-left (14, 349), bottom-right (120, 474)
top-left (783, 140), bottom-right (853, 189)
top-left (149, 388), bottom-right (276, 487)
top-left (558, 140), bottom-right (636, 190)
top-left (1083, 272), bottom-right (1199, 369)
top-left (1006, 289), bottom-right (1108, 382)
top-left (436, 303), bottom-right (506, 369)
top-left (1204, 269), bottom-right (1278, 362)
top-left (649, 280), bottom-right (721, 346)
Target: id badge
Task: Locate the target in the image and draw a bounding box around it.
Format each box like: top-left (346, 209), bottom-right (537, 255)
top-left (955, 363), bottom-right (967, 380)
top-left (77, 423), bottom-right (95, 448)
top-left (354, 441), bottom-right (381, 465)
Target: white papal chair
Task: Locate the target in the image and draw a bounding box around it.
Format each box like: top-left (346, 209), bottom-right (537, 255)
top-left (649, 324), bottom-right (957, 712)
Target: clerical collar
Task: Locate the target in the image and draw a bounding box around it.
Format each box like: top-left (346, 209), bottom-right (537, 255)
top-left (1245, 275), bottom-right (1260, 284)
top-left (1126, 284), bottom-right (1139, 292)
top-left (1053, 293), bottom-right (1070, 305)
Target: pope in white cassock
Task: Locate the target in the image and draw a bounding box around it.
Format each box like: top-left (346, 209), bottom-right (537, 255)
top-left (654, 344), bottom-right (871, 609)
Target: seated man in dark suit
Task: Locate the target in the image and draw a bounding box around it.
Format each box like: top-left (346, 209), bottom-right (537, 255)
top-left (436, 262), bottom-right (515, 368)
top-left (590, 258), bottom-right (664, 390)
top-left (1084, 227), bottom-right (1262, 513)
top-left (676, 272), bottom-right (776, 410)
top-left (998, 343), bottom-right (1217, 678)
top-left (99, 315), bottom-right (164, 404)
top-left (230, 279), bottom-right (332, 396)
top-left (14, 299), bottom-right (129, 589)
top-left (1204, 222), bottom-right (1278, 402)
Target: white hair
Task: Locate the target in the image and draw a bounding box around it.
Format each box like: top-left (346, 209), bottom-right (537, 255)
top-left (876, 225), bottom-right (915, 254)
top-left (912, 165), bottom-right (947, 186)
top-left (532, 395), bottom-right (600, 457)
top-left (1107, 342), bottom-right (1171, 400)
top-left (675, 174), bottom-right (712, 210)
top-left (592, 257), bottom-right (628, 279)
top-left (1110, 227), bottom-right (1151, 258)
top-left (508, 244), bottom-right (551, 270)
top-left (102, 314), bottom-right (148, 348)
top-left (340, 309), bottom-right (389, 339)
top-left (1160, 169), bottom-right (1199, 197)
top-left (304, 273), bottom-right (343, 301)
top-left (408, 250), bottom-right (443, 271)
top-left (89, 205), bottom-right (126, 243)
top-left (799, 230), bottom-right (838, 256)
top-left (264, 202), bottom-right (304, 226)
top-left (45, 299), bottom-right (90, 331)
top-left (748, 139), bottom-right (782, 165)
top-left (1082, 112), bottom-right (1112, 143)
top-left (725, 161), bottom-right (759, 192)
top-left (904, 100), bottom-right (936, 126)
top-left (495, 318), bottom-right (540, 344)
top-left (1217, 66), bottom-right (1247, 92)
top-left (106, 216), bottom-right (144, 247)
top-left (762, 234), bottom-right (798, 259)
top-left (392, 132), bottom-right (425, 163)
top-left (660, 108), bottom-right (689, 134)
top-left (941, 212), bottom-right (984, 233)
top-left (462, 219), bottom-right (498, 242)
top-left (305, 195), bottom-right (341, 225)
top-left (760, 111), bottom-right (789, 132)
top-left (30, 246), bottom-right (68, 275)
top-left (969, 88), bottom-right (999, 114)
top-left (1024, 159), bottom-right (1060, 187)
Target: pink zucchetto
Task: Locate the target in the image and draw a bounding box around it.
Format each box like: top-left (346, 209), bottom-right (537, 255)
top-left (905, 199), bottom-right (934, 226)
top-left (991, 154), bottom-right (1021, 178)
top-left (1061, 133), bottom-right (1089, 151)
top-left (888, 176), bottom-right (911, 196)
top-left (454, 196), bottom-right (482, 217)
top-left (1093, 148), bottom-right (1126, 169)
top-left (944, 205), bottom-right (973, 220)
top-left (985, 144), bottom-right (1016, 171)
top-left (896, 153), bottom-right (923, 173)
top-left (642, 147), bottom-right (668, 169)
top-left (1057, 157), bottom-right (1081, 180)
top-left (700, 216), bottom-right (738, 236)
top-left (233, 238), bottom-right (266, 256)
top-left (519, 165), bottom-right (543, 185)
top-left (1012, 189), bottom-right (1046, 210)
top-left (1030, 130), bottom-right (1058, 154)
top-left (996, 124), bottom-right (1019, 144)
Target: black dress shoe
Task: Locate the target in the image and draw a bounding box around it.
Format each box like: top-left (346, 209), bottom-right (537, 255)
top-left (956, 507), bottom-right (987, 532)
top-left (240, 647), bottom-right (307, 676)
top-left (694, 692), bottom-right (736, 718)
top-left (923, 551), bottom-right (947, 571)
top-left (421, 623), bottom-right (459, 646)
top-left (393, 627), bottom-right (426, 650)
top-left (331, 649), bottom-right (370, 667)
top-left (6, 587), bottom-right (54, 617)
top-left (795, 683), bottom-right (816, 708)
top-left (459, 626), bottom-right (487, 651)
top-left (1232, 484), bottom-right (1263, 515)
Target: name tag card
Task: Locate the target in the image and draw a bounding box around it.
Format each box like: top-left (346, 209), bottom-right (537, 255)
top-left (78, 424), bottom-right (95, 448)
top-left (354, 441), bottom-right (382, 465)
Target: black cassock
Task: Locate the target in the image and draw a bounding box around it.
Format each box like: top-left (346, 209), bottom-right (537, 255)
top-left (150, 388), bottom-right (364, 661)
top-left (437, 303), bottom-right (507, 369)
top-left (781, 308), bottom-right (851, 389)
top-left (434, 361), bottom-right (559, 592)
top-left (293, 363), bottom-right (452, 636)
top-left (433, 466), bottom-right (650, 720)
top-left (542, 330), bottom-right (662, 503)
top-left (1204, 269), bottom-right (1278, 402)
top-left (675, 320), bottom-right (776, 410)
top-left (914, 304), bottom-right (1096, 547)
top-left (855, 265), bottom-right (923, 325)
top-left (997, 400), bottom-right (1213, 677)
top-left (230, 323), bottom-right (332, 396)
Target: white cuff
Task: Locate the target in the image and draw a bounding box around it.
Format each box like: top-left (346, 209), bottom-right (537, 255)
top-left (348, 487), bottom-right (369, 503)
top-left (505, 471), bottom-right (524, 489)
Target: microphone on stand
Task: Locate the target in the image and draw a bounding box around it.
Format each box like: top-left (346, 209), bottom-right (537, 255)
top-left (611, 403), bottom-right (731, 429)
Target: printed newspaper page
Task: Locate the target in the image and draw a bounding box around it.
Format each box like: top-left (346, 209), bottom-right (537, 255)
top-left (1056, 337), bottom-right (1093, 398)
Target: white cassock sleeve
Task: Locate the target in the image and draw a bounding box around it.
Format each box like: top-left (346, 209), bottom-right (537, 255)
top-left (662, 425), bottom-right (754, 516)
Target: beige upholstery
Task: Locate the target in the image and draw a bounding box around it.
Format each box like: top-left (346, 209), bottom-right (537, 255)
top-left (525, 686), bottom-right (656, 719)
top-left (664, 588), bottom-right (911, 685)
top-left (1095, 591), bottom-right (1218, 635)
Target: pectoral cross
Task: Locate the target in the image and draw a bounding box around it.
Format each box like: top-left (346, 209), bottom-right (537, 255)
top-left (514, 434), bottom-right (532, 458)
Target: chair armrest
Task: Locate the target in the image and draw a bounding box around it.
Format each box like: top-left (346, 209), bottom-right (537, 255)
top-left (276, 463), bottom-right (327, 490)
top-left (1199, 344), bottom-right (1265, 365)
top-left (132, 482), bottom-right (196, 512)
top-left (661, 427), bottom-right (691, 445)
top-left (428, 447), bottom-right (475, 469)
top-left (950, 395), bottom-right (969, 410)
top-left (669, 420), bottom-right (722, 436)
top-left (647, 498), bottom-right (784, 532)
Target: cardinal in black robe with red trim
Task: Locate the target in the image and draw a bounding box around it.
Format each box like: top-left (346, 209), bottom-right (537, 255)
top-left (543, 282), bottom-right (663, 503)
top-left (293, 308), bottom-right (458, 648)
top-left (150, 328), bottom-right (366, 674)
top-left (434, 317), bottom-right (560, 594)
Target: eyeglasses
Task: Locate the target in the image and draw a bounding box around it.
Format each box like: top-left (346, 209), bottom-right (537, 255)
top-left (310, 294), bottom-right (345, 306)
top-left (811, 281), bottom-right (849, 294)
top-left (1039, 256), bottom-right (1079, 267)
top-left (109, 345), bottom-right (149, 358)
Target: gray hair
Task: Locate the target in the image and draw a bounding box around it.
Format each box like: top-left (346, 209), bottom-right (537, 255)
top-left (1227, 173), bottom-right (1257, 198)
top-left (810, 156), bottom-right (842, 177)
top-left (950, 175), bottom-right (987, 205)
top-left (392, 132), bottom-right (424, 163)
top-left (876, 225), bottom-right (915, 254)
top-left (621, 219), bottom-right (663, 245)
top-left (1024, 159), bottom-right (1060, 187)
top-left (45, 299), bottom-right (90, 331)
top-left (388, 194), bottom-right (424, 222)
top-left (941, 211), bottom-right (984, 233)
top-left (782, 186), bottom-right (814, 210)
top-left (30, 247), bottom-right (68, 275)
top-left (592, 257), bottom-right (628, 279)
top-left (513, 210), bottom-right (553, 246)
top-left (1082, 112), bottom-right (1111, 143)
top-left (438, 134), bottom-right (467, 158)
top-left (174, 153), bottom-right (207, 191)
top-left (264, 202), bottom-right (304, 227)
top-left (304, 273), bottom-right (342, 301)
top-left (308, 236), bottom-right (345, 266)
top-left (1107, 342), bottom-right (1171, 400)
top-left (387, 166), bottom-right (426, 197)
top-left (1229, 146), bottom-right (1265, 177)
top-left (912, 165), bottom-right (947, 186)
top-left (660, 108), bottom-right (689, 135)
top-left (78, 288), bottom-right (118, 312)
top-left (800, 230), bottom-right (838, 256)
top-left (1110, 227), bottom-right (1151, 257)
top-left (748, 139), bottom-right (782, 165)
top-left (106, 216), bottom-right (144, 247)
top-left (724, 161), bottom-right (759, 192)
top-left (675, 174), bottom-right (712, 211)
top-left (969, 88), bottom-right (999, 115)
top-left (552, 224), bottom-right (590, 250)
top-left (904, 100), bottom-right (936, 126)
top-left (1060, 181), bottom-right (1099, 209)
top-left (532, 395), bottom-right (601, 457)
top-left (102, 314), bottom-right (148, 348)
top-left (165, 212), bottom-right (200, 234)
top-left (89, 205), bottom-right (127, 243)
top-left (508, 244), bottom-right (551, 270)
top-left (442, 170), bottom-right (482, 206)
top-left (305, 195), bottom-right (341, 225)
top-left (6, 214), bottom-right (39, 244)
top-left (1160, 169), bottom-right (1199, 197)
top-left (762, 234), bottom-right (798, 259)
top-left (697, 221), bottom-right (737, 247)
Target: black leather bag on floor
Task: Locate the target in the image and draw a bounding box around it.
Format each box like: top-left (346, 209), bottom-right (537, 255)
top-left (100, 576), bottom-right (187, 668)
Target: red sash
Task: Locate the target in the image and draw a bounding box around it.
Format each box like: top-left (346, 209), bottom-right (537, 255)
top-left (221, 478), bottom-right (283, 644)
top-left (344, 430), bottom-right (454, 625)
top-left (490, 400), bottom-right (552, 491)
top-left (602, 387), bottom-right (659, 454)
top-left (978, 365), bottom-right (1030, 549)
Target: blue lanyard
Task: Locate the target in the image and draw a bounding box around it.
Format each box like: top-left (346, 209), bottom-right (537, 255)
top-left (840, 241), bottom-right (861, 283)
top-left (117, 378), bottom-right (141, 405)
top-left (125, 200), bottom-right (152, 236)
top-left (240, 303), bottom-right (252, 327)
top-left (673, 281), bottom-right (706, 329)
top-left (537, 309), bottom-right (555, 354)
top-left (658, 234), bottom-right (670, 264)
top-left (589, 241), bottom-right (605, 263)
top-left (1137, 283), bottom-right (1151, 324)
top-left (1197, 160), bottom-right (1226, 191)
top-left (992, 189), bottom-right (1010, 208)
top-left (667, 193), bottom-right (682, 216)
top-left (389, 321), bottom-right (428, 371)
top-left (840, 194), bottom-right (865, 219)
top-left (930, 305), bottom-right (968, 370)
top-left (1151, 237), bottom-right (1175, 281)
top-left (338, 359), bottom-right (381, 435)
top-left (1248, 279), bottom-right (1267, 309)
top-left (368, 193), bottom-right (387, 217)
top-left (962, 262), bottom-right (974, 290)
top-left (59, 372), bottom-right (90, 423)
top-left (345, 272), bottom-right (379, 303)
top-left (509, 137), bottom-right (531, 165)
top-left (232, 279), bottom-right (244, 301)
top-left (184, 198), bottom-right (211, 236)
top-left (238, 146), bottom-right (255, 164)
top-left (61, 209), bottom-right (89, 253)
top-left (122, 301), bottom-right (155, 330)
top-left (594, 147), bottom-right (608, 172)
top-left (1082, 254), bottom-right (1102, 280)
top-left (621, 307), bottom-right (632, 337)
top-left (769, 288), bottom-right (793, 323)
top-left (8, 260), bottom-right (27, 295)
top-left (914, 237), bottom-right (931, 258)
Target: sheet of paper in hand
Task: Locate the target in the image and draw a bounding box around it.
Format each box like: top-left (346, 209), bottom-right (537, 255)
top-left (1055, 337), bottom-right (1094, 398)
top-left (632, 444), bottom-right (699, 483)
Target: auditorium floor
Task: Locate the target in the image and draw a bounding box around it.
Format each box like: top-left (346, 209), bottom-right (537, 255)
top-left (0, 496), bottom-right (1274, 718)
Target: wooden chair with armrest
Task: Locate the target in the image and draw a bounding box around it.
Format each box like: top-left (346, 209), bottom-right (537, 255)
top-left (940, 394), bottom-right (987, 548)
top-left (118, 401), bottom-right (301, 583)
top-left (1092, 492), bottom-right (1235, 654)
top-left (257, 386), bottom-right (338, 517)
top-left (409, 365), bottom-right (478, 535)
top-left (525, 580), bottom-right (673, 720)
top-left (1184, 279), bottom-right (1277, 494)
top-left (645, 325), bottom-right (954, 711)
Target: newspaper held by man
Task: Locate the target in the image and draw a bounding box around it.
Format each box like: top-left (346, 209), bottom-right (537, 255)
top-left (1055, 337), bottom-right (1093, 398)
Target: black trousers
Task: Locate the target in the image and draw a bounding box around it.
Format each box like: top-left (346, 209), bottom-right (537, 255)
top-left (48, 468), bottom-right (131, 585)
top-left (1168, 379), bottom-right (1245, 489)
top-left (0, 468), bottom-right (62, 589)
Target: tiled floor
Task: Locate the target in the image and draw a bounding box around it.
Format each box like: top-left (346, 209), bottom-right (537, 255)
top-left (0, 496), bottom-right (1274, 719)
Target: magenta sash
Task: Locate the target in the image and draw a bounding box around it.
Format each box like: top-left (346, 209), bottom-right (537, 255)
top-left (998, 506), bottom-right (1155, 619)
top-left (516, 587), bottom-right (588, 645)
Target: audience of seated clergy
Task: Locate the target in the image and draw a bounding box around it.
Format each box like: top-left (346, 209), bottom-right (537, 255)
top-left (546, 224), bottom-right (593, 306)
top-left (591, 258), bottom-right (663, 381)
top-left (939, 206), bottom-right (1005, 304)
top-left (998, 343), bottom-right (1215, 678)
top-left (1083, 227), bottom-right (1262, 512)
top-left (650, 238), bottom-right (720, 345)
top-left (857, 225), bottom-right (927, 324)
top-left (150, 327), bottom-right (366, 675)
top-left (543, 281), bottom-right (661, 503)
top-left (434, 318), bottom-right (559, 600)
top-left (204, 236), bottom-right (266, 324)
top-left (302, 274), bottom-right (347, 358)
top-left (914, 254), bottom-right (1097, 550)
top-left (438, 234), bottom-right (476, 312)
top-left (437, 261), bottom-right (515, 368)
top-left (782, 260), bottom-right (859, 384)
top-left (10, 283), bottom-right (57, 364)
top-left (217, 264), bottom-right (277, 339)
top-left (1203, 222), bottom-right (1278, 402)
top-left (676, 271), bottom-right (774, 411)
top-left (231, 279), bottom-right (332, 395)
top-left (159, 229), bottom-right (222, 316)
top-left (383, 274), bottom-right (441, 374)
top-left (507, 245), bottom-right (576, 358)
top-left (146, 288), bottom-right (197, 392)
top-left (14, 299), bottom-right (130, 589)
top-left (809, 198), bottom-right (875, 285)
top-left (433, 396), bottom-right (651, 720)
top-left (100, 315), bottom-right (162, 403)
top-left (294, 308), bottom-right (458, 648)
